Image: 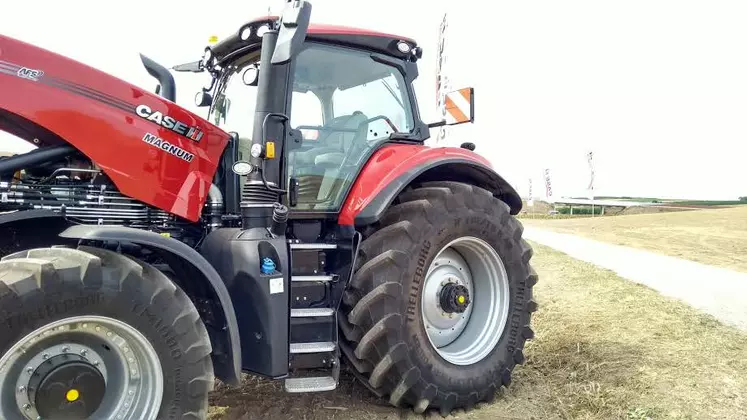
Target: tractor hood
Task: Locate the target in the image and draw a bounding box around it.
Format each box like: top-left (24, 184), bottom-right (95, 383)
top-left (0, 34), bottom-right (230, 221)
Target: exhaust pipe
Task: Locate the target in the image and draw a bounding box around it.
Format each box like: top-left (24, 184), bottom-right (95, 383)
top-left (140, 54), bottom-right (176, 102)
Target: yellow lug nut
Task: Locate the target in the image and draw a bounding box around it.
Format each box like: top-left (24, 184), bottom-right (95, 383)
top-left (66, 389), bottom-right (80, 402)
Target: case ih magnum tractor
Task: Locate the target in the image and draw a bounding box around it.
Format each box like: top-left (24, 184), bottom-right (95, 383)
top-left (0, 2), bottom-right (536, 418)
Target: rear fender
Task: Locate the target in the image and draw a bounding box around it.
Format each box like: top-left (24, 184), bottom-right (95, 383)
top-left (59, 225), bottom-right (242, 385)
top-left (339, 144), bottom-right (522, 226)
top-left (0, 211), bottom-right (75, 257)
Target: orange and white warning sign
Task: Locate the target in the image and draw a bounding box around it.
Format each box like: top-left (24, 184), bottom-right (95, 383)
top-left (444, 87), bottom-right (474, 125)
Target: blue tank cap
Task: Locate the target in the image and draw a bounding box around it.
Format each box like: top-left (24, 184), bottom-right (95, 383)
top-left (261, 257), bottom-right (276, 274)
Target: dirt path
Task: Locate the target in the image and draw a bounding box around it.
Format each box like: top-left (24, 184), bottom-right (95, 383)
top-left (523, 226), bottom-right (747, 332)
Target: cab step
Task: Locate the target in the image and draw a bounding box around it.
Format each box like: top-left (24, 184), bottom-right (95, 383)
top-left (290, 341), bottom-right (335, 354)
top-left (290, 243), bottom-right (338, 250)
top-left (291, 308), bottom-right (334, 317)
top-left (284, 376), bottom-right (337, 393)
top-left (291, 275), bottom-right (334, 282)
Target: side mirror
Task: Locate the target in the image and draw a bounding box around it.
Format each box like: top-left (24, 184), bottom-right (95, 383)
top-left (242, 65), bottom-right (260, 86)
top-left (428, 87), bottom-right (475, 128)
top-left (271, 0), bottom-right (312, 64)
top-left (444, 87), bottom-right (474, 125)
top-left (172, 60), bottom-right (203, 73)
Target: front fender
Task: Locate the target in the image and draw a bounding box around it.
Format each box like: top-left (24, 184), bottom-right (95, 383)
top-left (59, 225), bottom-right (242, 385)
top-left (339, 144), bottom-right (522, 226)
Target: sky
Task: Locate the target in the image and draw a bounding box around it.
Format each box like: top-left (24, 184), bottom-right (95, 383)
top-left (1, 0), bottom-right (746, 200)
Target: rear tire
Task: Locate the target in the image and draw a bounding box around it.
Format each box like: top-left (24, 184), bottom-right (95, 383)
top-left (340, 181), bottom-right (538, 416)
top-left (0, 246), bottom-right (214, 420)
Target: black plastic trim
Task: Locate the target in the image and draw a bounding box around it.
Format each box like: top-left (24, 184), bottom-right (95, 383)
top-left (353, 158), bottom-right (523, 227)
top-left (58, 225), bottom-right (242, 385)
top-left (0, 209), bottom-right (61, 225)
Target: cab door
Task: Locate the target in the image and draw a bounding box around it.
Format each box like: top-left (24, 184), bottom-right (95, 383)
top-left (286, 42), bottom-right (415, 212)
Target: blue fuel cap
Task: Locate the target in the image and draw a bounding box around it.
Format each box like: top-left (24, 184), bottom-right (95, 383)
top-left (261, 257), bottom-right (276, 274)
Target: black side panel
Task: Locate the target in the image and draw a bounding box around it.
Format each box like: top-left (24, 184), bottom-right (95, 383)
top-left (0, 209), bottom-right (60, 224)
top-left (200, 228), bottom-right (290, 378)
top-left (58, 225), bottom-right (242, 385)
top-left (354, 159), bottom-right (523, 226)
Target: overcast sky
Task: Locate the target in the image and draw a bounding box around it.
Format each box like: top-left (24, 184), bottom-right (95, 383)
top-left (2, 0), bottom-right (746, 200)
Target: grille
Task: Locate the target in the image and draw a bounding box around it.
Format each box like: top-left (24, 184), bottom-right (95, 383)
top-left (0, 181), bottom-right (171, 226)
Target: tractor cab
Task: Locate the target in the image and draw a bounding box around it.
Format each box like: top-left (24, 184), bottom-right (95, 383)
top-left (179, 6), bottom-right (462, 218)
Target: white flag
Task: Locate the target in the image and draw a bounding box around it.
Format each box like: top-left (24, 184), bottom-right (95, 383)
top-left (528, 178), bottom-right (534, 207)
top-left (587, 151), bottom-right (595, 199)
top-left (435, 13), bottom-right (450, 145)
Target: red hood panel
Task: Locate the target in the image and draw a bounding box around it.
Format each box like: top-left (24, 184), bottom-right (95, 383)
top-left (0, 34), bottom-right (229, 222)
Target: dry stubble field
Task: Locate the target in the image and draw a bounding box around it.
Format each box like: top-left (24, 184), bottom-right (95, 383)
top-left (522, 206), bottom-right (747, 272)
top-left (208, 243), bottom-right (747, 420)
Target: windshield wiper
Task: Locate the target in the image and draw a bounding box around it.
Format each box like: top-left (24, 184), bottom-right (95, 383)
top-left (381, 79), bottom-right (405, 110)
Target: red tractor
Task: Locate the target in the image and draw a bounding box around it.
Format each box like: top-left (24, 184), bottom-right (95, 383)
top-left (0, 1), bottom-right (536, 418)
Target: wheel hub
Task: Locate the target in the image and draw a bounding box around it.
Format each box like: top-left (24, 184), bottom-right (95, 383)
top-left (0, 316), bottom-right (164, 420)
top-left (421, 249), bottom-right (474, 348)
top-left (439, 283), bottom-right (471, 313)
top-left (421, 237), bottom-right (511, 366)
top-left (30, 355), bottom-right (106, 419)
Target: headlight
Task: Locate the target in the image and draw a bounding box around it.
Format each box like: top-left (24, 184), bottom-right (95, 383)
top-left (232, 161), bottom-right (254, 176)
top-left (256, 24), bottom-right (270, 37)
top-left (240, 26), bottom-right (253, 41)
top-left (396, 41), bottom-right (412, 54)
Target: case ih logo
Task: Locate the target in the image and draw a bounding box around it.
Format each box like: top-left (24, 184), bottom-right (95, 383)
top-left (136, 104), bottom-right (204, 143)
top-left (17, 67), bottom-right (44, 81)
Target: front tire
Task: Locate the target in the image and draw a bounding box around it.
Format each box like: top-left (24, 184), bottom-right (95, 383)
top-left (0, 246), bottom-right (214, 420)
top-left (340, 181), bottom-right (538, 416)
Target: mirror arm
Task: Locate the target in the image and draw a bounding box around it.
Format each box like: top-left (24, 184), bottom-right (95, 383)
top-left (427, 120), bottom-right (447, 128)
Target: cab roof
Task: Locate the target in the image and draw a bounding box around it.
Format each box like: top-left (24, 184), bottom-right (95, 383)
top-left (210, 17), bottom-right (420, 65)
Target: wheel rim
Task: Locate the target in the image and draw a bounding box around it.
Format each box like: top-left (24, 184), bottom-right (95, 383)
top-left (421, 236), bottom-right (511, 366)
top-left (0, 316), bottom-right (163, 420)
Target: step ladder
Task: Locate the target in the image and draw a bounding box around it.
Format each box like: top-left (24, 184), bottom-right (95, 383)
top-left (284, 241), bottom-right (347, 393)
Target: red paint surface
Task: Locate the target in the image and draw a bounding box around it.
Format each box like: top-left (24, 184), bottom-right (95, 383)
top-left (308, 24), bottom-right (416, 43)
top-left (339, 144), bottom-right (492, 225)
top-left (0, 35), bottom-right (229, 222)
top-left (245, 16), bottom-right (416, 43)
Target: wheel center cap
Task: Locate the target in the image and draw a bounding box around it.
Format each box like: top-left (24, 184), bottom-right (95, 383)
top-left (439, 283), bottom-right (471, 313)
top-left (30, 355), bottom-right (106, 420)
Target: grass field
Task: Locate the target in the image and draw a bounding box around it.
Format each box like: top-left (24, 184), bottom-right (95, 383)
top-left (523, 206), bottom-right (747, 273)
top-left (583, 197), bottom-right (747, 206)
top-left (207, 244), bottom-right (747, 419)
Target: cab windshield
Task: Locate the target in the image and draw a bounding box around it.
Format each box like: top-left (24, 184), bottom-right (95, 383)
top-left (208, 42), bottom-right (415, 212)
top-left (207, 54), bottom-right (260, 161)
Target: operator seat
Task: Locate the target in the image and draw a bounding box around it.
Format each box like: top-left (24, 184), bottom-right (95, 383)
top-left (291, 112), bottom-right (368, 208)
